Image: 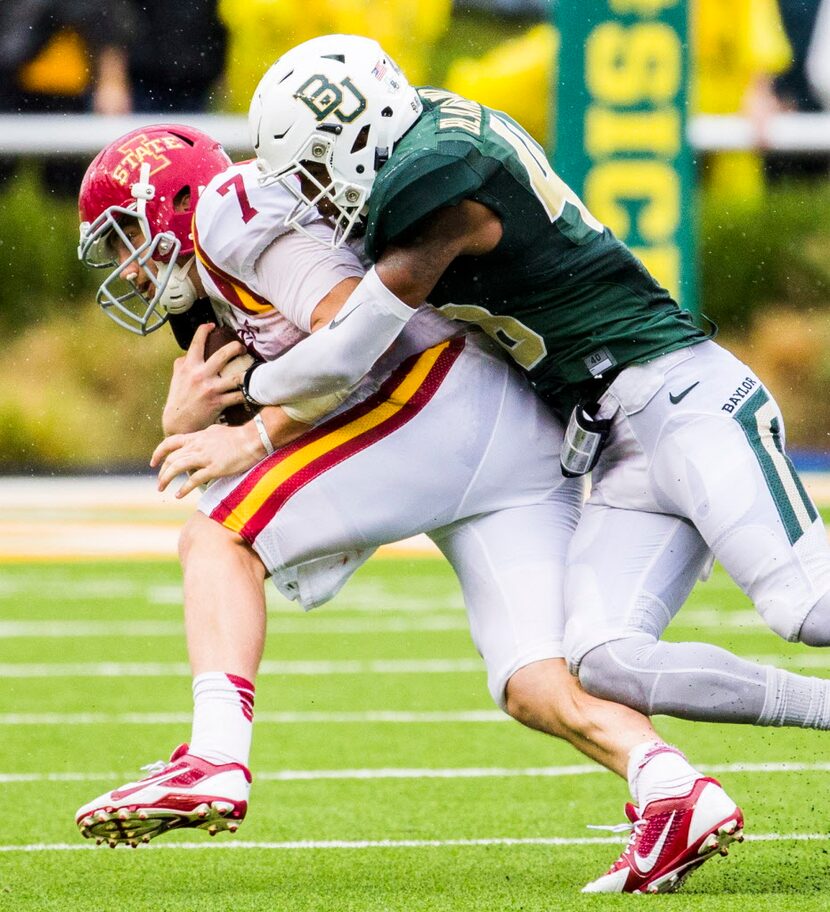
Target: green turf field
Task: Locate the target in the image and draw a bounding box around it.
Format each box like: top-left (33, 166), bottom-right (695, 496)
top-left (2, 556), bottom-right (830, 911)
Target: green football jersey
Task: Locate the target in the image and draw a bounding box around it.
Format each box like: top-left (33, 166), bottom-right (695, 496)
top-left (364, 88), bottom-right (710, 416)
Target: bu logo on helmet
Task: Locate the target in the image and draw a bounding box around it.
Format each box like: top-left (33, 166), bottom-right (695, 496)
top-left (295, 75), bottom-right (367, 123)
top-left (112, 133), bottom-right (187, 187)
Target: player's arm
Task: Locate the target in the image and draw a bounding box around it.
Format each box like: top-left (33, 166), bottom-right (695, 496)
top-left (376, 199), bottom-right (503, 303)
top-left (154, 232), bottom-right (368, 494)
top-left (161, 216), bottom-right (364, 436)
top-left (151, 405), bottom-right (310, 497)
top-left (245, 200), bottom-right (502, 406)
top-left (308, 275), bottom-right (360, 330)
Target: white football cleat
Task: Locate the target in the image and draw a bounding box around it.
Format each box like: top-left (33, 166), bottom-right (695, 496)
top-left (582, 777), bottom-right (744, 894)
top-left (75, 743), bottom-right (251, 848)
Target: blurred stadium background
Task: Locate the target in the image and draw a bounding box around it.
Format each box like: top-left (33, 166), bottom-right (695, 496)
top-left (4, 6), bottom-right (830, 907)
top-left (1, 0), bottom-right (829, 473)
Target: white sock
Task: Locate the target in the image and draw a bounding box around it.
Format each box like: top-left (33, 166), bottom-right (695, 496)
top-left (760, 667), bottom-right (830, 728)
top-left (189, 672), bottom-right (255, 767)
top-left (627, 740), bottom-right (702, 808)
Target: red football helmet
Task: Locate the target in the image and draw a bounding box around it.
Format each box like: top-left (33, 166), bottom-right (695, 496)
top-left (78, 124), bottom-right (232, 335)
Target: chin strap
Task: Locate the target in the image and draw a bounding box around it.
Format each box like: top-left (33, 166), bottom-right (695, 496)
top-left (161, 255), bottom-right (198, 314)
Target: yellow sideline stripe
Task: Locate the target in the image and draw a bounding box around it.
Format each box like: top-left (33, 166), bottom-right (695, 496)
top-left (0, 542), bottom-right (440, 564)
top-left (223, 342), bottom-right (450, 534)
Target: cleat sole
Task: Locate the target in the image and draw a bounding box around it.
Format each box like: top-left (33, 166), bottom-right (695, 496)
top-left (78, 799), bottom-right (246, 846)
top-left (74, 748), bottom-right (249, 848)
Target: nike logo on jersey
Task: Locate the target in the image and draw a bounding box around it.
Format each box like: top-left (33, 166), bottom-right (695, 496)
top-left (669, 382), bottom-right (700, 405)
top-left (329, 303), bottom-right (361, 329)
top-left (633, 811), bottom-right (676, 874)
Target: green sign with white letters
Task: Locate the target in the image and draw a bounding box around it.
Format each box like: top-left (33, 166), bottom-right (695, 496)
top-left (553, 0), bottom-right (696, 314)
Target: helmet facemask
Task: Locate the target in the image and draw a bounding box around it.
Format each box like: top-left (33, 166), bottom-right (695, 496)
top-left (79, 204), bottom-right (181, 335)
top-left (258, 130), bottom-right (367, 248)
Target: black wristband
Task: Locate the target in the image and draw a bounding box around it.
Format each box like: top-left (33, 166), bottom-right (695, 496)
top-left (241, 360), bottom-right (264, 408)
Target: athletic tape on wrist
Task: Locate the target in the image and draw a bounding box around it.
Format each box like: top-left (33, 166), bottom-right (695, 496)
top-left (253, 412), bottom-right (274, 456)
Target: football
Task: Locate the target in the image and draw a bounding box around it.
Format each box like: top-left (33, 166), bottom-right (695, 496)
top-left (203, 324), bottom-right (258, 427)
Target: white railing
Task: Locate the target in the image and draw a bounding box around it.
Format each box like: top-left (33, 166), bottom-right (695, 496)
top-left (0, 115), bottom-right (250, 155)
top-left (689, 113), bottom-right (830, 152)
top-left (3, 112), bottom-right (830, 155)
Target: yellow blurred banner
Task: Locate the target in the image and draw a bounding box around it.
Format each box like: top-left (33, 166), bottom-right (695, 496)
top-left (18, 29), bottom-right (90, 96)
top-left (218, 0), bottom-right (452, 111)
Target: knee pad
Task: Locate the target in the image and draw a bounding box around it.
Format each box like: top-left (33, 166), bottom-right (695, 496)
top-left (577, 636), bottom-right (656, 716)
top-left (798, 589), bottom-right (830, 647)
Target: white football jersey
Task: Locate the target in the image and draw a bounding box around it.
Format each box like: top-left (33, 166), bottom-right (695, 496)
top-left (193, 160), bottom-right (462, 399)
top-left (193, 161), bottom-right (318, 360)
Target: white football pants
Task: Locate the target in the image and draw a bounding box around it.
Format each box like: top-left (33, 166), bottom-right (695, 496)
top-left (564, 341), bottom-right (830, 727)
top-left (201, 335), bottom-right (583, 707)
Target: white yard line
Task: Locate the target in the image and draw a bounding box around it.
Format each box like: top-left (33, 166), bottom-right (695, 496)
top-left (0, 616), bottom-right (471, 637)
top-left (0, 621), bottom-right (185, 638)
top-left (3, 760), bottom-right (830, 785)
top-left (0, 832), bottom-right (825, 853)
top-left (0, 710), bottom-right (506, 725)
top-left (0, 658), bottom-right (483, 678)
top-left (4, 651), bottom-right (828, 677)
top-left (0, 610), bottom-right (786, 638)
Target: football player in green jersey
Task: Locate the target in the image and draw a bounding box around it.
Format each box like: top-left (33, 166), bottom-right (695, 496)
top-left (241, 35), bottom-right (830, 892)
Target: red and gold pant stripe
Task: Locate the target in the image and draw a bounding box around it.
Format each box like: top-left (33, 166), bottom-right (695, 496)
top-left (211, 337), bottom-right (465, 544)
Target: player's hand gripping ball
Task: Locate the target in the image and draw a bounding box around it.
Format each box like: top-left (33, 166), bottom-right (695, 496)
top-left (203, 325), bottom-right (259, 426)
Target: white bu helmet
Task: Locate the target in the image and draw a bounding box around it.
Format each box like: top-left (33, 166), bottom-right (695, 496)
top-left (250, 34), bottom-right (423, 247)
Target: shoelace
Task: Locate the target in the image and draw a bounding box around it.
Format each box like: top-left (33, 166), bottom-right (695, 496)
top-left (586, 819), bottom-right (646, 859)
top-left (139, 759), bottom-right (168, 776)
top-left (586, 821), bottom-right (636, 834)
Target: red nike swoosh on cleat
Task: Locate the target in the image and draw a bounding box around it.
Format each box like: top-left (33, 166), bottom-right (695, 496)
top-left (633, 811), bottom-right (676, 874)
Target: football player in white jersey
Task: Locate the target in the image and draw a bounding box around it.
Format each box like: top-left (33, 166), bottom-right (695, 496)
top-left (74, 125), bottom-right (743, 894)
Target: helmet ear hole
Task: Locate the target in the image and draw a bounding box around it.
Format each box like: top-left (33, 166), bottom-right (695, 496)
top-left (350, 125), bottom-right (370, 154)
top-left (173, 186), bottom-right (192, 212)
